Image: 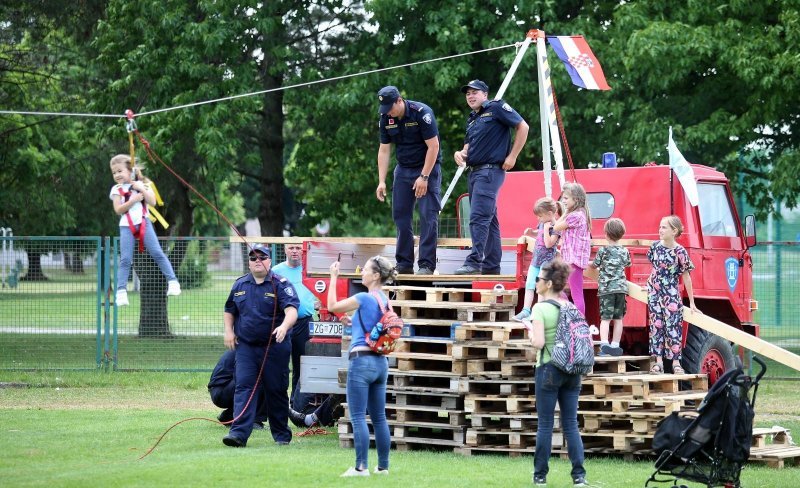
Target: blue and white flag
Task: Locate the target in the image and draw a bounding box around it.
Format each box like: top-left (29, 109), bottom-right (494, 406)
top-left (668, 127), bottom-right (699, 207)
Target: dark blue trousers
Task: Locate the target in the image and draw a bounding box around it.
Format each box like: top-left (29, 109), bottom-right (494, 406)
top-left (230, 340), bottom-right (292, 444)
top-left (465, 166), bottom-right (505, 271)
top-left (290, 316), bottom-right (312, 409)
top-left (392, 164), bottom-right (441, 270)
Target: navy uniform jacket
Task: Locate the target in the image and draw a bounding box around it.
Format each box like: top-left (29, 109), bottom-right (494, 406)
top-left (224, 271), bottom-right (300, 345)
top-left (208, 349), bottom-right (235, 389)
top-left (464, 99), bottom-right (524, 165)
top-left (379, 100), bottom-right (442, 168)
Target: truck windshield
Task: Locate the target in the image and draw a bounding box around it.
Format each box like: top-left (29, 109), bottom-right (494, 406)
top-left (697, 183), bottom-right (738, 237)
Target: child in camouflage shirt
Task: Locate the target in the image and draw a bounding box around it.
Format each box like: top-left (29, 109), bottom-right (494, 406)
top-left (590, 218), bottom-right (631, 356)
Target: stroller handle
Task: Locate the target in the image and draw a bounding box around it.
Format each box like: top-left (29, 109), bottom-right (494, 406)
top-left (752, 355), bottom-right (767, 383)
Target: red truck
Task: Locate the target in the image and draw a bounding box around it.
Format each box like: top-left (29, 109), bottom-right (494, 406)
top-left (295, 163), bottom-right (757, 388)
top-left (496, 163), bottom-right (758, 383)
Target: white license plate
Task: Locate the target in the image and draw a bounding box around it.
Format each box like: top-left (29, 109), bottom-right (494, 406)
top-left (309, 321), bottom-right (343, 337)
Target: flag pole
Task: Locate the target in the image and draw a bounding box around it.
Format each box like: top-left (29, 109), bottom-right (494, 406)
top-left (439, 30), bottom-right (537, 213)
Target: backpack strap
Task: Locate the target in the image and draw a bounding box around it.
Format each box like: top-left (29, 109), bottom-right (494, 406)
top-left (355, 291), bottom-right (388, 336)
top-left (540, 299), bottom-right (562, 359)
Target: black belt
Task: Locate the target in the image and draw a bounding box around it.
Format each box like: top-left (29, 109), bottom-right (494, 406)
top-left (467, 163), bottom-right (501, 172)
top-left (349, 350), bottom-right (378, 360)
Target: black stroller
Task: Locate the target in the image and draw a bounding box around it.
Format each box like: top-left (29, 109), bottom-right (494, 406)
top-left (646, 356), bottom-right (767, 488)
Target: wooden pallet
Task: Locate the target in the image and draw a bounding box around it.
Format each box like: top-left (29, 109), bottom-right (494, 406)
top-left (390, 369), bottom-right (465, 394)
top-left (385, 285), bottom-right (518, 306)
top-left (579, 429), bottom-right (654, 452)
top-left (395, 337), bottom-right (453, 358)
top-left (577, 391), bottom-right (706, 414)
top-left (401, 319), bottom-right (459, 339)
top-left (459, 378), bottom-right (534, 396)
top-left (466, 428), bottom-right (539, 448)
top-left (395, 300), bottom-right (514, 323)
top-left (341, 403), bottom-right (467, 427)
top-left (455, 445), bottom-right (534, 457)
top-left (748, 445), bottom-right (800, 468)
top-left (469, 412), bottom-right (549, 430)
top-left (499, 361), bottom-right (536, 378)
top-left (452, 342), bottom-right (535, 361)
top-left (587, 373), bottom-right (708, 400)
top-left (388, 390), bottom-right (463, 410)
top-left (464, 394), bottom-right (536, 414)
top-left (589, 355), bottom-right (652, 375)
top-left (582, 415), bottom-right (662, 434)
top-left (751, 426), bottom-right (793, 448)
top-left (396, 356), bottom-right (468, 375)
top-left (453, 321), bottom-right (528, 342)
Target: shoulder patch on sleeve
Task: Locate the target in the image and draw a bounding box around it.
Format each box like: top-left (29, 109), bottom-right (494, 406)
top-left (423, 113), bottom-right (432, 124)
top-left (502, 103), bottom-right (513, 112)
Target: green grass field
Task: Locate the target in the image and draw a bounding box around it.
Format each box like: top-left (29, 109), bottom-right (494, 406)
top-left (1, 372), bottom-right (798, 487)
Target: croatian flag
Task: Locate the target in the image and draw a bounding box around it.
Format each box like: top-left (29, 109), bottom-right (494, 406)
top-left (548, 36), bottom-right (611, 91)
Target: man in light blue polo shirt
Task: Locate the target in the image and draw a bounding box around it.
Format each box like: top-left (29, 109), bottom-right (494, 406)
top-left (272, 243), bottom-right (318, 412)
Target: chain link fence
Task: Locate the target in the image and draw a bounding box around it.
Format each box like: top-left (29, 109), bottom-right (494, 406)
top-left (1, 236), bottom-right (798, 378)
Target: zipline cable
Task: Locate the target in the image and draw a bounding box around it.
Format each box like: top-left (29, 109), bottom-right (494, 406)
top-left (0, 43), bottom-right (519, 119)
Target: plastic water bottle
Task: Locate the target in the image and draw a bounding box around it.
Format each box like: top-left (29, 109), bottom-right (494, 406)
top-left (370, 325), bottom-right (381, 341)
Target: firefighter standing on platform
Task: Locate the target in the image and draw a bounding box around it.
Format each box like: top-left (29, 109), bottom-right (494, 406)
top-left (222, 245), bottom-right (298, 447)
top-left (376, 86), bottom-right (442, 275)
top-left (453, 79), bottom-right (529, 275)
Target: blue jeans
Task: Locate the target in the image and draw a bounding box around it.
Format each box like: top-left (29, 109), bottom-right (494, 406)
top-left (534, 362), bottom-right (586, 480)
top-left (117, 219), bottom-right (177, 290)
top-left (346, 354), bottom-right (390, 470)
top-left (392, 164), bottom-right (441, 270)
top-left (465, 166), bottom-right (505, 271)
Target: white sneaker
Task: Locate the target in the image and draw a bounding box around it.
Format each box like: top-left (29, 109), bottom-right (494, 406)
top-left (167, 280), bottom-right (181, 296)
top-left (373, 467), bottom-right (389, 475)
top-left (340, 467), bottom-right (369, 477)
top-left (116, 290), bottom-right (129, 307)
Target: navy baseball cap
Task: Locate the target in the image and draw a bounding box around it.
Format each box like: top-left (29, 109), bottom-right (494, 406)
top-left (378, 86), bottom-right (400, 114)
top-left (248, 244), bottom-right (271, 257)
top-left (461, 79), bottom-right (489, 93)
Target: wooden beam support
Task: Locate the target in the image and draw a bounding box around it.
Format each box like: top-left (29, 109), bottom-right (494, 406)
top-left (627, 281), bottom-right (800, 373)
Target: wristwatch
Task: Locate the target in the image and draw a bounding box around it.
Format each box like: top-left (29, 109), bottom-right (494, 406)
top-left (420, 174), bottom-right (429, 181)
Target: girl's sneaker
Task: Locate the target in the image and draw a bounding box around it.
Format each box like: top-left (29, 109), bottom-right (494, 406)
top-left (116, 290), bottom-right (129, 307)
top-left (167, 280), bottom-right (181, 296)
top-left (340, 467), bottom-right (369, 477)
top-left (373, 467), bottom-right (389, 475)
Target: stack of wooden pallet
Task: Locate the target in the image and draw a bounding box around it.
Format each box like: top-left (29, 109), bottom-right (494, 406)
top-left (338, 284), bottom-right (800, 468)
top-left (338, 285), bottom-right (517, 451)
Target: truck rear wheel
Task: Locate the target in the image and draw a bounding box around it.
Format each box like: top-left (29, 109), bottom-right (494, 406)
top-left (681, 325), bottom-right (736, 384)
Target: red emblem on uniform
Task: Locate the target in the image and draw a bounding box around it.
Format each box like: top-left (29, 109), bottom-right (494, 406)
top-left (388, 118), bottom-right (394, 124)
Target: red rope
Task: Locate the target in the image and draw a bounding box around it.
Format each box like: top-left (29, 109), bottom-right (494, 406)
top-left (550, 87), bottom-right (578, 183)
top-left (296, 426), bottom-right (331, 437)
top-left (130, 124), bottom-right (278, 460)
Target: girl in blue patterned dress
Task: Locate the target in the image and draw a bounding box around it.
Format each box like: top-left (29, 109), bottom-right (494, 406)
top-left (647, 216), bottom-right (699, 374)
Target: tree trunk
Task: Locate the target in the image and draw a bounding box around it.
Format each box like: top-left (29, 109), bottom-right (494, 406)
top-left (134, 246), bottom-right (172, 337)
top-left (21, 251), bottom-right (48, 281)
top-left (65, 252), bottom-right (84, 273)
top-left (256, 53), bottom-right (286, 236)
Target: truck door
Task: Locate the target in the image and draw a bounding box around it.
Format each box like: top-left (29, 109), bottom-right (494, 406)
top-left (696, 182), bottom-right (743, 299)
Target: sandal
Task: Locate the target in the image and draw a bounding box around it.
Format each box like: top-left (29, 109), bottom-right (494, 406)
top-left (649, 363), bottom-right (663, 374)
top-left (673, 364), bottom-right (686, 375)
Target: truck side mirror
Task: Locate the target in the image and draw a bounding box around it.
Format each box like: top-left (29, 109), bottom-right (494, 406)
top-left (744, 214), bottom-right (757, 248)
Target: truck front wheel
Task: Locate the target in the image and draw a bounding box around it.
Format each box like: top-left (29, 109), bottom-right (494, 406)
top-left (681, 325), bottom-right (736, 385)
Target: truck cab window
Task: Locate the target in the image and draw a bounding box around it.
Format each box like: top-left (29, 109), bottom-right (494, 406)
top-left (587, 192), bottom-right (614, 219)
top-left (697, 183), bottom-right (738, 237)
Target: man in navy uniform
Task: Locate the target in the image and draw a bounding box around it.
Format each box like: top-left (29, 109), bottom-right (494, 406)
top-left (453, 79), bottom-right (529, 275)
top-left (222, 244), bottom-right (298, 447)
top-left (376, 86), bottom-right (442, 275)
top-left (207, 349), bottom-right (268, 428)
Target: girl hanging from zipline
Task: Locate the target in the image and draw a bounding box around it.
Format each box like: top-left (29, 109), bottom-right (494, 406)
top-left (109, 154), bottom-right (181, 306)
